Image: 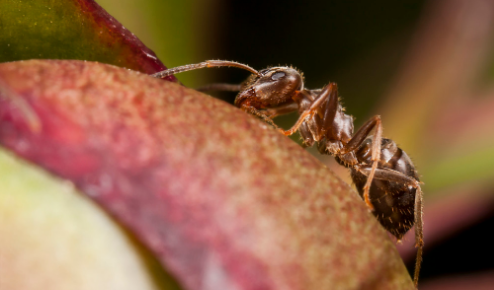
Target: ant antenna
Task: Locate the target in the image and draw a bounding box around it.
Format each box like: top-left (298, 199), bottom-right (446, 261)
top-left (152, 60), bottom-right (261, 79)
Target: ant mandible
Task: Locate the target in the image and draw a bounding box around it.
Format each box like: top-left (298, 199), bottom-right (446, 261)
top-left (152, 60), bottom-right (424, 287)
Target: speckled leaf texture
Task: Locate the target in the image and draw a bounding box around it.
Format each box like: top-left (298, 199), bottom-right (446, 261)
top-left (0, 60), bottom-right (414, 290)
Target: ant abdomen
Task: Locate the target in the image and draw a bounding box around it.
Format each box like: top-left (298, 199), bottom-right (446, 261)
top-left (351, 138), bottom-right (420, 240)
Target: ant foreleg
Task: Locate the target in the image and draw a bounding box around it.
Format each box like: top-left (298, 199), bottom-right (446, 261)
top-left (239, 104), bottom-right (279, 129)
top-left (152, 60), bottom-right (260, 79)
top-left (263, 102), bottom-right (298, 119)
top-left (237, 102), bottom-right (298, 129)
top-left (279, 109), bottom-right (312, 136)
top-left (341, 116), bottom-right (382, 210)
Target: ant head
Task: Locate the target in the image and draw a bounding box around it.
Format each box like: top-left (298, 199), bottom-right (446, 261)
top-left (235, 67), bottom-right (304, 109)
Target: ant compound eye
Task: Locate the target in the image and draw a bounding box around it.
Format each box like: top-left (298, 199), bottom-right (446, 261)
top-left (271, 71), bottom-right (286, 81)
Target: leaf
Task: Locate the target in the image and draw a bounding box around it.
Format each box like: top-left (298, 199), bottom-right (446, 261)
top-left (0, 0), bottom-right (174, 80)
top-left (0, 147), bottom-right (181, 290)
top-left (0, 60), bottom-right (415, 290)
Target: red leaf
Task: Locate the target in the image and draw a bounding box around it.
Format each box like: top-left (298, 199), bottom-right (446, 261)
top-left (0, 60), bottom-right (414, 290)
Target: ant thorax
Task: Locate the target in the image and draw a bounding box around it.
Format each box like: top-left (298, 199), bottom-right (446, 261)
top-left (296, 88), bottom-right (357, 167)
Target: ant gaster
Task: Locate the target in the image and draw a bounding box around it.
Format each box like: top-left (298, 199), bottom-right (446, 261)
top-left (152, 60), bottom-right (424, 287)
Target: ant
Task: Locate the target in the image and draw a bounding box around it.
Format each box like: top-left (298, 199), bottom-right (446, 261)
top-left (152, 60), bottom-right (424, 287)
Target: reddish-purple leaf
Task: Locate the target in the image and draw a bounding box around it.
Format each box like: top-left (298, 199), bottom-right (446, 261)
top-left (0, 60), bottom-right (414, 290)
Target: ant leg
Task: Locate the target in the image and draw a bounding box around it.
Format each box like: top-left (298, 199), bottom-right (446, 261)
top-left (279, 110), bottom-right (312, 136)
top-left (280, 83), bottom-right (337, 136)
top-left (238, 103), bottom-right (297, 129)
top-left (356, 166), bottom-right (423, 287)
top-left (263, 102), bottom-right (298, 119)
top-left (195, 83), bottom-right (242, 92)
top-left (357, 166), bottom-right (419, 187)
top-left (341, 116), bottom-right (383, 210)
top-left (239, 104), bottom-right (279, 129)
top-left (152, 60), bottom-right (260, 79)
top-left (413, 184), bottom-right (424, 288)
top-left (320, 83), bottom-right (339, 135)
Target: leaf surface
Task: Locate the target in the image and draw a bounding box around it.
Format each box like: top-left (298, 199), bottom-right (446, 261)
top-left (0, 60), bottom-right (414, 290)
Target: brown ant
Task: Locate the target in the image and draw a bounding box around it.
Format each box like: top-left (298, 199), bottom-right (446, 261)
top-left (152, 60), bottom-right (424, 287)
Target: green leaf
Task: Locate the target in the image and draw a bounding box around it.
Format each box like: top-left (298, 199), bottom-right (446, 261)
top-left (0, 147), bottom-right (181, 290)
top-left (0, 0), bottom-right (171, 76)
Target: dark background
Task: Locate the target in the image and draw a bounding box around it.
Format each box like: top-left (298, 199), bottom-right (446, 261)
top-left (216, 1), bottom-right (423, 123)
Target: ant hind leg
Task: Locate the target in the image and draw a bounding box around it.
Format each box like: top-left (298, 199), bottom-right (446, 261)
top-left (341, 115), bottom-right (383, 210)
top-left (363, 116), bottom-right (382, 211)
top-left (413, 184), bottom-right (424, 288)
